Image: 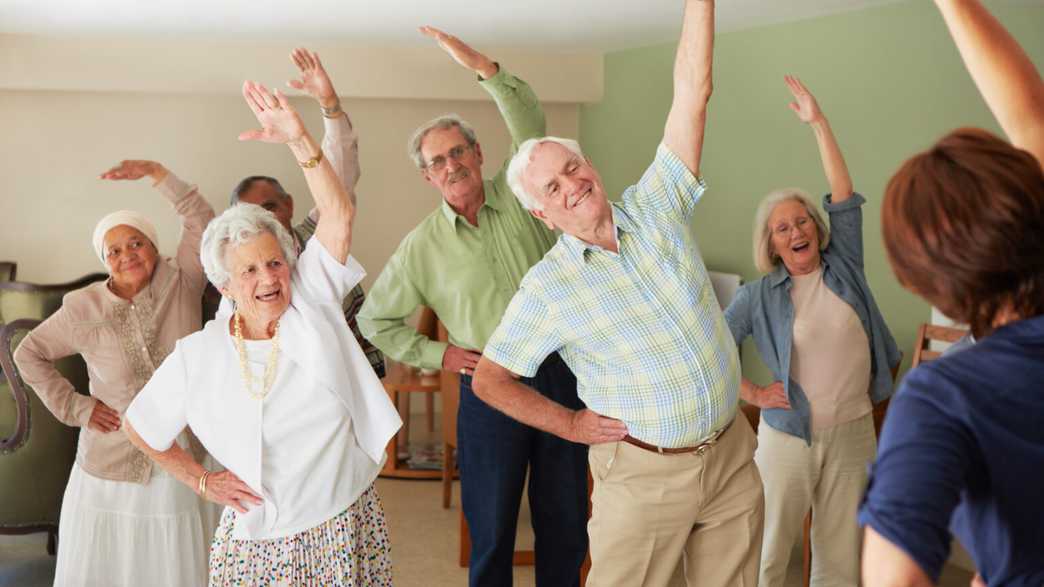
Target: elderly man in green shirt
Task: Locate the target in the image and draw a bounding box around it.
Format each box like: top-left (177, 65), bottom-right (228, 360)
top-left (357, 27), bottom-right (588, 587)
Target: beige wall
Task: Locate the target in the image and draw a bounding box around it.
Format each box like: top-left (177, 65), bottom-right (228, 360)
top-left (0, 90), bottom-right (579, 285)
top-left (0, 33), bottom-right (592, 285)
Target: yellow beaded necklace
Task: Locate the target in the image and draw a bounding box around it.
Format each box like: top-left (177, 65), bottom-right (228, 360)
top-left (232, 311), bottom-right (280, 400)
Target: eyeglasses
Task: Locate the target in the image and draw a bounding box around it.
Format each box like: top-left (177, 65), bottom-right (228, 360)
top-left (425, 144), bottom-right (472, 172)
top-left (772, 216), bottom-right (811, 236)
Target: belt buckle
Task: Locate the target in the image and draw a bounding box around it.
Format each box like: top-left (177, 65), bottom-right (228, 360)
top-left (695, 435), bottom-right (719, 456)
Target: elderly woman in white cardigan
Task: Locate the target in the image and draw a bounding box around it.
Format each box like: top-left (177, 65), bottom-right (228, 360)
top-left (124, 80), bottom-right (401, 585)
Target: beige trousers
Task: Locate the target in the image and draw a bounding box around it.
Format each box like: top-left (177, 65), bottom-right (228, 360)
top-left (587, 415), bottom-right (765, 587)
top-left (755, 413), bottom-right (877, 587)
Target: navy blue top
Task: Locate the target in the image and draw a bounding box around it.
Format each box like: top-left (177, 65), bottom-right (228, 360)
top-left (858, 314), bottom-right (1044, 585)
top-left (724, 193), bottom-right (901, 443)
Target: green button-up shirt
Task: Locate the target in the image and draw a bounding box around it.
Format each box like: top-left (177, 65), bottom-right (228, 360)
top-left (358, 69), bottom-right (556, 370)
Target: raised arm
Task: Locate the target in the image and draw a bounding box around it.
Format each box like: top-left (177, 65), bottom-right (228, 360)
top-left (287, 48), bottom-right (360, 202)
top-left (662, 0), bottom-right (715, 177)
top-left (934, 0), bottom-right (1044, 164)
top-left (421, 26), bottom-right (546, 149)
top-left (239, 81), bottom-right (353, 264)
top-left (784, 76), bottom-right (854, 203)
top-left (100, 160), bottom-right (216, 287)
top-left (419, 26), bottom-right (497, 83)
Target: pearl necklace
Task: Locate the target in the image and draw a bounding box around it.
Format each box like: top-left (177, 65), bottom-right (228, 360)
top-left (233, 311), bottom-right (280, 400)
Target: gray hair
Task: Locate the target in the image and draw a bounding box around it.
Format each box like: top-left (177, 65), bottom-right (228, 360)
top-left (228, 175), bottom-right (289, 207)
top-left (200, 204), bottom-right (298, 289)
top-left (752, 188), bottom-right (831, 274)
top-left (506, 136), bottom-right (586, 211)
top-left (407, 114), bottom-right (478, 169)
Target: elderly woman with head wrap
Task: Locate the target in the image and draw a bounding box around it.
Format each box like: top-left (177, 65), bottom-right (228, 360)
top-left (13, 160), bottom-right (216, 585)
top-left (859, 1), bottom-right (1044, 586)
top-left (722, 76), bottom-right (901, 587)
top-left (123, 81), bottom-right (400, 585)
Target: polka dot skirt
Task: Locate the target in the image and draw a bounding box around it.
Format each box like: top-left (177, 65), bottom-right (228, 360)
top-left (208, 484), bottom-right (392, 586)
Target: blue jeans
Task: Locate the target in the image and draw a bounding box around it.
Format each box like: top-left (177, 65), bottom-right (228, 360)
top-left (458, 353), bottom-right (589, 587)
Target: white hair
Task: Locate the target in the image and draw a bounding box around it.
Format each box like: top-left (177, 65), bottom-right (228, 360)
top-left (752, 188), bottom-right (831, 274)
top-left (407, 114), bottom-right (478, 169)
top-left (506, 136), bottom-right (586, 211)
top-left (200, 204), bottom-right (298, 289)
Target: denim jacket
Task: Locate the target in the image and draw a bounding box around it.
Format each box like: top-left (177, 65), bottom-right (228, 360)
top-left (723, 193), bottom-right (901, 444)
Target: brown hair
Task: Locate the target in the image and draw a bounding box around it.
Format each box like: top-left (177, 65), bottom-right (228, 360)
top-left (881, 128), bottom-right (1044, 338)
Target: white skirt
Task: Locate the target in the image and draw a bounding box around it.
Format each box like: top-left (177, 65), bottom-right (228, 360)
top-left (54, 462), bottom-right (213, 587)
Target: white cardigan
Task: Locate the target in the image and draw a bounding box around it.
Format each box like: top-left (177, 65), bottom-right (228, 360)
top-left (128, 241), bottom-right (401, 539)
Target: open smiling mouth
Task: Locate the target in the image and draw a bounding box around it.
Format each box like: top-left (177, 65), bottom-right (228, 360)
top-left (570, 188), bottom-right (591, 209)
top-left (791, 242), bottom-right (810, 253)
top-left (256, 290), bottom-right (280, 302)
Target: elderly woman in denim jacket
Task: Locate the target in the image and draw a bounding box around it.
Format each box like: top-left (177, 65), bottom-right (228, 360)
top-left (723, 76), bottom-right (900, 587)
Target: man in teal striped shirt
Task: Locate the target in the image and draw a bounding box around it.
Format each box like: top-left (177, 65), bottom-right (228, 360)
top-left (358, 27), bottom-right (588, 587)
top-left (474, 2), bottom-right (763, 585)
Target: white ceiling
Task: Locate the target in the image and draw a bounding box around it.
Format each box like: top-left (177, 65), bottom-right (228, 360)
top-left (3, 0), bottom-right (905, 52)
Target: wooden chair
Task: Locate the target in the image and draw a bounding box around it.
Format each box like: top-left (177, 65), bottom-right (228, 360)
top-left (739, 354), bottom-right (901, 587)
top-left (911, 323), bottom-right (969, 367)
top-left (438, 320), bottom-right (459, 510)
top-left (425, 314), bottom-right (537, 569)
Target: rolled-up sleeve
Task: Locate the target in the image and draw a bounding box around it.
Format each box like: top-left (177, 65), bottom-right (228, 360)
top-left (822, 192), bottom-right (865, 269)
top-left (723, 284), bottom-right (753, 347)
top-left (125, 342), bottom-right (189, 451)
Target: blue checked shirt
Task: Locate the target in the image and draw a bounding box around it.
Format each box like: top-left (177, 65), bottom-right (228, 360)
top-left (484, 144), bottom-right (740, 448)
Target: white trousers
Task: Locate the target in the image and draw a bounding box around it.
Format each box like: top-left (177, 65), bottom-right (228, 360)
top-left (754, 413), bottom-right (876, 587)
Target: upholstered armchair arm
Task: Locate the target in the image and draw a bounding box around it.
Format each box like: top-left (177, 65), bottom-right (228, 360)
top-left (0, 319), bottom-right (40, 453)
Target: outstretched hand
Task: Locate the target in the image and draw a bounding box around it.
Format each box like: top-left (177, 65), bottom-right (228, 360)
top-left (99, 160), bottom-right (168, 183)
top-left (286, 48), bottom-right (339, 109)
top-left (419, 26), bottom-right (498, 79)
top-left (238, 81), bottom-right (307, 144)
top-left (785, 75), bottom-right (825, 125)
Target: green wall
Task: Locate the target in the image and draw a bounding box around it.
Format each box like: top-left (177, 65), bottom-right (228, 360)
top-left (579, 0), bottom-right (1044, 385)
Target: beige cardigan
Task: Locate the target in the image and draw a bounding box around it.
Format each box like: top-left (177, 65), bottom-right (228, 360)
top-left (14, 173), bottom-right (214, 484)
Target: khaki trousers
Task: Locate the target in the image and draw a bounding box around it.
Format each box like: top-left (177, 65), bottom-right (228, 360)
top-left (587, 415), bottom-right (765, 587)
top-left (755, 413), bottom-right (876, 587)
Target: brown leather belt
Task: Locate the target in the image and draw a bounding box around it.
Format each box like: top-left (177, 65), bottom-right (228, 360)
top-left (622, 418), bottom-right (733, 455)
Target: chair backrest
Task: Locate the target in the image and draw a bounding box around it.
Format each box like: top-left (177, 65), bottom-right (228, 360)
top-left (0, 319), bottom-right (84, 526)
top-left (911, 323), bottom-right (969, 368)
top-left (0, 262), bottom-right (15, 284)
top-left (0, 272), bottom-right (107, 325)
top-left (436, 320), bottom-right (460, 449)
top-left (410, 306), bottom-right (460, 447)
top-left (0, 273), bottom-right (105, 527)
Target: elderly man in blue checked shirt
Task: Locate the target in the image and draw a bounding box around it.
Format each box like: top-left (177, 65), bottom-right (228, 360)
top-left (472, 1), bottom-right (763, 585)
